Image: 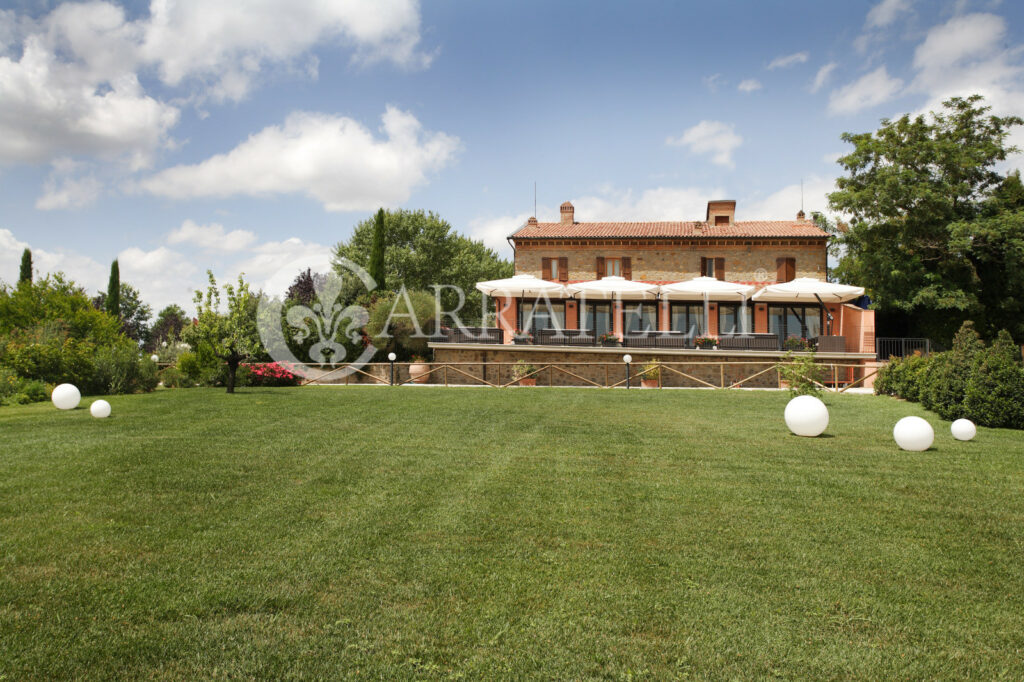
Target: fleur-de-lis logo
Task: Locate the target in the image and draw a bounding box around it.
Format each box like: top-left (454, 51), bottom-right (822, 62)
top-left (257, 257), bottom-right (377, 379)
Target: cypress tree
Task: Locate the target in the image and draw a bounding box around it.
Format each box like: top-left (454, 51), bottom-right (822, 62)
top-left (369, 208), bottom-right (387, 289)
top-left (18, 248), bottom-right (32, 284)
top-left (106, 259), bottom-right (121, 318)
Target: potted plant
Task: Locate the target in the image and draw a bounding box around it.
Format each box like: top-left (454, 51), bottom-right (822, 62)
top-left (784, 335), bottom-right (810, 352)
top-left (513, 329), bottom-right (533, 345)
top-left (408, 354), bottom-right (431, 384)
top-left (695, 336), bottom-right (718, 350)
top-left (598, 332), bottom-right (621, 347)
top-left (640, 359), bottom-right (660, 388)
top-left (512, 360), bottom-right (538, 386)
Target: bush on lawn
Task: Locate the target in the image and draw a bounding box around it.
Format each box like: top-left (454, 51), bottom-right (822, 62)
top-left (779, 351), bottom-right (824, 397)
top-left (158, 366), bottom-right (191, 388)
top-left (963, 330), bottom-right (1024, 429)
top-left (0, 367), bottom-right (49, 407)
top-left (876, 321), bottom-right (1024, 429)
top-left (243, 362), bottom-right (300, 387)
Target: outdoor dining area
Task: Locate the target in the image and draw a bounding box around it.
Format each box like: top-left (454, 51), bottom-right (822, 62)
top-left (457, 273), bottom-right (870, 353)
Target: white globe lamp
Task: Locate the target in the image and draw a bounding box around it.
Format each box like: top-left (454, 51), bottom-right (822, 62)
top-left (622, 354), bottom-right (632, 364)
top-left (150, 354), bottom-right (159, 363)
top-left (893, 416), bottom-right (934, 451)
top-left (783, 395), bottom-right (829, 437)
top-left (951, 419), bottom-right (976, 441)
top-left (90, 400), bottom-right (111, 419)
top-left (387, 352), bottom-right (397, 362)
top-left (51, 383), bottom-right (81, 410)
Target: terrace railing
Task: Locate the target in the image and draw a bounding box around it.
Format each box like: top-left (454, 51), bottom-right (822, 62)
top-left (875, 337), bottom-right (938, 360)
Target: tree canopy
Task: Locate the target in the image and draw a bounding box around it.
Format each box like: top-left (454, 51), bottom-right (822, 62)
top-left (332, 209), bottom-right (513, 325)
top-left (182, 272), bottom-right (261, 394)
top-left (828, 95), bottom-right (1024, 343)
top-left (93, 283), bottom-right (153, 344)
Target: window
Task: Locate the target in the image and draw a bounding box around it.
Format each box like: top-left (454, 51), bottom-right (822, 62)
top-left (623, 302), bottom-right (658, 334)
top-left (519, 299), bottom-right (566, 333)
top-left (595, 256), bottom-right (631, 279)
top-left (605, 258), bottom-right (621, 277)
top-left (718, 304), bottom-right (753, 336)
top-left (701, 257), bottom-right (725, 280)
top-left (714, 215), bottom-right (729, 226)
top-left (581, 302), bottom-right (612, 337)
top-left (670, 303), bottom-right (704, 337)
top-left (776, 257), bottom-right (795, 283)
top-left (768, 304), bottom-right (822, 344)
top-left (541, 257), bottom-right (567, 281)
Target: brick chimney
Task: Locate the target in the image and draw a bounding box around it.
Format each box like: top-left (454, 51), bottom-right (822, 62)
top-left (706, 199), bottom-right (735, 226)
top-left (796, 209), bottom-right (806, 221)
top-left (560, 201), bottom-right (574, 224)
top-left (526, 216), bottom-right (538, 229)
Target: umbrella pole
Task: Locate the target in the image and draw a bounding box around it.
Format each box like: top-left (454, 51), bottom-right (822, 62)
top-left (704, 292), bottom-right (709, 338)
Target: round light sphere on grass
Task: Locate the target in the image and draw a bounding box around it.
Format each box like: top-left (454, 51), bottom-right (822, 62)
top-left (951, 418), bottom-right (976, 441)
top-left (90, 400), bottom-right (111, 419)
top-left (150, 354), bottom-right (159, 363)
top-left (784, 395), bottom-right (829, 437)
top-left (893, 416), bottom-right (934, 451)
top-left (51, 383), bottom-right (81, 410)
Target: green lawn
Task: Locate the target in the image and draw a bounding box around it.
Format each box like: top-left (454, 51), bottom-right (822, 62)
top-left (1, 387), bottom-right (1023, 679)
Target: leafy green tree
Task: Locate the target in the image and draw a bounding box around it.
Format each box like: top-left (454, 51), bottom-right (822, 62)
top-left (365, 289), bottom-right (439, 359)
top-left (147, 304), bottom-right (189, 351)
top-left (369, 208), bottom-right (387, 289)
top-left (333, 209), bottom-right (512, 325)
top-left (93, 284), bottom-right (152, 344)
top-left (105, 260), bottom-right (121, 319)
top-left (18, 249), bottom-right (32, 285)
top-left (828, 95), bottom-right (1024, 343)
top-left (183, 272), bottom-right (261, 394)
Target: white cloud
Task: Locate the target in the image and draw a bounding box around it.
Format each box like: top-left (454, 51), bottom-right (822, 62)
top-left (737, 79), bottom-right (762, 93)
top-left (912, 13), bottom-right (1006, 84)
top-left (828, 66), bottom-right (904, 115)
top-left (35, 158), bottom-right (103, 210)
top-left (703, 73), bottom-right (723, 92)
top-left (233, 238), bottom-right (334, 297)
top-left (117, 245), bottom-right (199, 309)
top-left (666, 120), bottom-right (743, 168)
top-left (742, 176), bottom-right (837, 221)
top-left (140, 0), bottom-right (432, 102)
top-left (468, 211), bottom-right (535, 257)
top-left (866, 0), bottom-right (913, 29)
top-left (167, 219), bottom-right (257, 252)
top-left (822, 151), bottom-right (844, 164)
top-left (767, 52), bottom-right (809, 70)
top-left (810, 62), bottom-right (837, 93)
top-left (139, 107), bottom-right (459, 211)
top-left (0, 227), bottom-right (107, 290)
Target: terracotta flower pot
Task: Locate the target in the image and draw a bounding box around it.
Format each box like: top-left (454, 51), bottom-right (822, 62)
top-left (641, 379), bottom-right (659, 389)
top-left (517, 377), bottom-right (537, 386)
top-left (409, 363), bottom-right (431, 384)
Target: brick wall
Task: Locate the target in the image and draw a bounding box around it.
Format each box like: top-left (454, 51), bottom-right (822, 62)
top-left (516, 241), bottom-right (827, 283)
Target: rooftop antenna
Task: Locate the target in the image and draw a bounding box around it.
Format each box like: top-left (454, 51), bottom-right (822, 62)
top-left (800, 178), bottom-right (804, 213)
top-left (534, 181), bottom-right (537, 217)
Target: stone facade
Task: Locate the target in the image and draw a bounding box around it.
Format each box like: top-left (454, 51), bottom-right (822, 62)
top-left (515, 240), bottom-right (827, 283)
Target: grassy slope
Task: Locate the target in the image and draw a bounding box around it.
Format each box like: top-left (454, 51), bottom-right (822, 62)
top-left (1, 387), bottom-right (1023, 679)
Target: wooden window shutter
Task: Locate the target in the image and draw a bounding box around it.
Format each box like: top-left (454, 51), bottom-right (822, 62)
top-left (786, 258), bottom-right (796, 282)
top-left (777, 257), bottom-right (795, 283)
top-left (541, 257), bottom-right (552, 280)
top-left (700, 257), bottom-right (708, 277)
top-left (557, 256), bottom-right (568, 282)
top-left (596, 256), bottom-right (605, 280)
top-left (621, 257), bottom-right (632, 280)
top-left (714, 257), bottom-right (725, 281)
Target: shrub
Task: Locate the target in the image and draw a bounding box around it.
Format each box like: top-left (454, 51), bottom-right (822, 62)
top-left (780, 351), bottom-right (824, 397)
top-left (244, 362), bottom-right (300, 387)
top-left (919, 322), bottom-right (985, 419)
top-left (640, 359), bottom-right (661, 381)
top-left (0, 367), bottom-right (49, 406)
top-left (512, 360), bottom-right (537, 381)
top-left (158, 366), bottom-right (191, 388)
top-left (91, 344), bottom-right (158, 394)
top-left (964, 330), bottom-right (1024, 429)
top-left (876, 353), bottom-right (931, 402)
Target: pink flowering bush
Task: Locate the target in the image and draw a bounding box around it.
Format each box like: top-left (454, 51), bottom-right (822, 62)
top-left (241, 362), bottom-right (300, 387)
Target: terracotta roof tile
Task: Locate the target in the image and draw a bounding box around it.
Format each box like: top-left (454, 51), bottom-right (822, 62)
top-left (510, 220), bottom-right (827, 239)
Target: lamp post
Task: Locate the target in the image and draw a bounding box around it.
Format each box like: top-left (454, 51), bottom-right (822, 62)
top-left (623, 354), bottom-right (632, 389)
top-left (388, 352), bottom-right (397, 385)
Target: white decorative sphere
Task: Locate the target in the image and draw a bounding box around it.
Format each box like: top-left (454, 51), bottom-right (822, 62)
top-left (51, 383), bottom-right (81, 410)
top-left (90, 400), bottom-right (111, 419)
top-left (951, 419), bottom-right (976, 441)
top-left (387, 352), bottom-right (397, 362)
top-left (783, 395), bottom-right (829, 437)
top-left (893, 416), bottom-right (934, 451)
top-left (622, 354), bottom-right (632, 364)
top-left (150, 354), bottom-right (160, 363)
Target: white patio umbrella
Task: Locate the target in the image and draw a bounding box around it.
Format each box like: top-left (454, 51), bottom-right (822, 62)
top-left (752, 278), bottom-right (865, 336)
top-left (660, 277), bottom-right (757, 336)
top-left (565, 276), bottom-right (659, 301)
top-left (751, 277), bottom-right (864, 303)
top-left (475, 274), bottom-right (568, 298)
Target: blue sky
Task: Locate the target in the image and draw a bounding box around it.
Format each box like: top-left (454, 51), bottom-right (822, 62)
top-left (1, 0), bottom-right (1022, 310)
